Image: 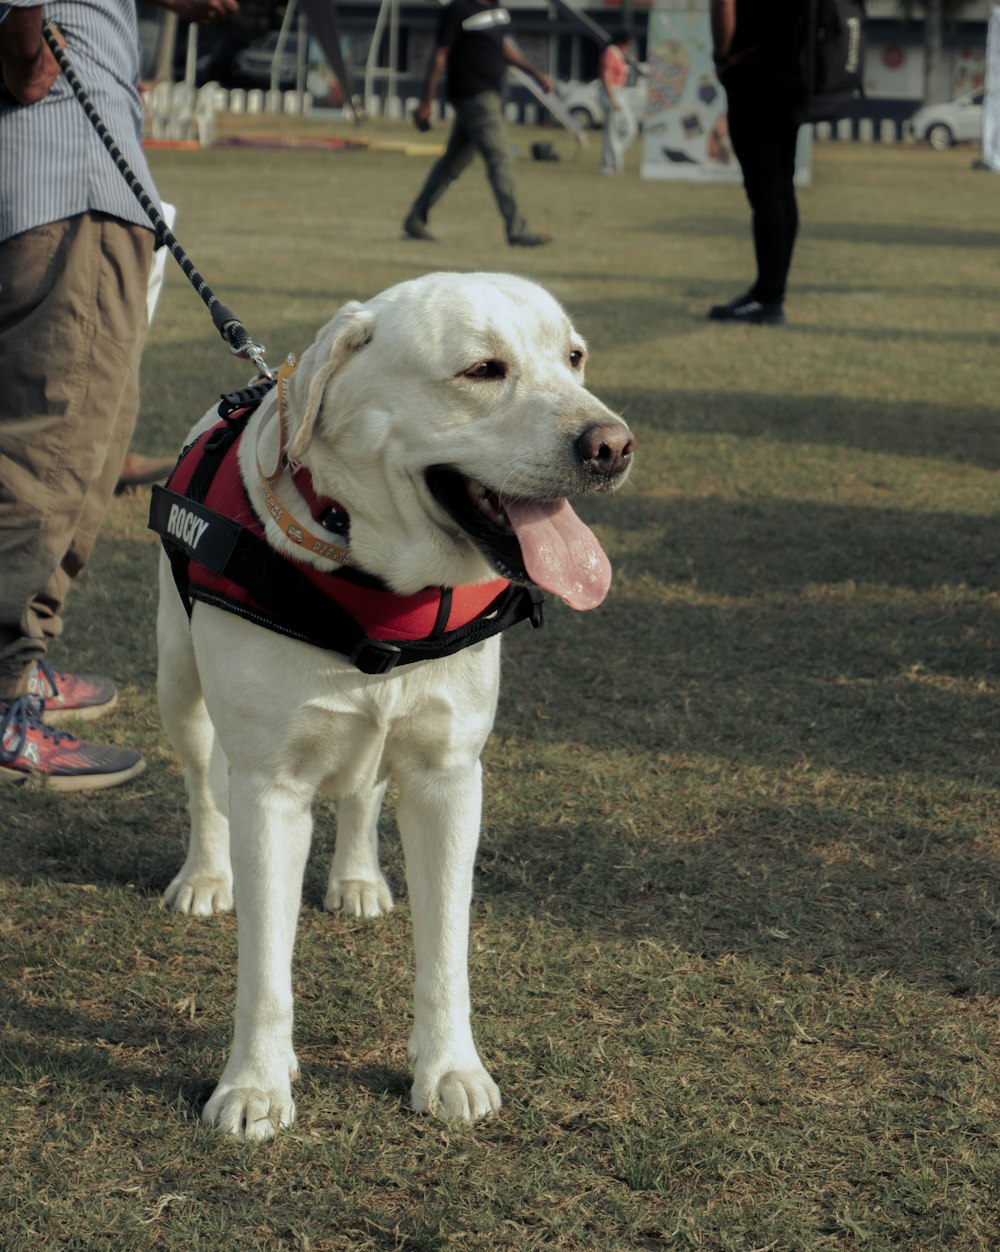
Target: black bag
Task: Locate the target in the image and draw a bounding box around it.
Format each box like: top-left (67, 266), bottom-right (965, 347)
top-left (797, 0), bottom-right (866, 123)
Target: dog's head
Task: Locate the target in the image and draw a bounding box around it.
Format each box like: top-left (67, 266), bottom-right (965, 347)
top-left (284, 272), bottom-right (635, 606)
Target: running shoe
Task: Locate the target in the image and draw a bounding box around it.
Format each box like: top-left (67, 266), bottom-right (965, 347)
top-left (0, 695), bottom-right (144, 792)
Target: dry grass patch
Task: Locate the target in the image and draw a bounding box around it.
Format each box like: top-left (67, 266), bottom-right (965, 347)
top-left (0, 129), bottom-right (997, 1249)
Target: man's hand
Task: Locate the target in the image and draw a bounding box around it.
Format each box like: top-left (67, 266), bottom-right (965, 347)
top-left (151, 0), bottom-right (240, 25)
top-left (0, 8), bottom-right (62, 105)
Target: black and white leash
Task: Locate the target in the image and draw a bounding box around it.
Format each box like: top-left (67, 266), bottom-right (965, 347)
top-left (42, 20), bottom-right (274, 379)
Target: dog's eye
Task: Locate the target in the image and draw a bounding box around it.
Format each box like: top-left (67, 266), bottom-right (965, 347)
top-left (569, 349), bottom-right (584, 369)
top-left (462, 359), bottom-right (507, 381)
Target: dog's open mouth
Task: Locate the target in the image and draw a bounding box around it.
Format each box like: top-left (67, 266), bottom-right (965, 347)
top-left (426, 467), bottom-right (612, 610)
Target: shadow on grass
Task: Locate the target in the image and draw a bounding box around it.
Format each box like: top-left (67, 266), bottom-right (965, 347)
top-left (639, 215), bottom-right (1000, 252)
top-left (611, 385), bottom-right (1000, 471)
top-left (605, 494), bottom-right (1000, 592)
top-left (476, 791), bottom-right (1000, 998)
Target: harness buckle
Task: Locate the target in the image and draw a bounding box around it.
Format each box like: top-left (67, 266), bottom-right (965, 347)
top-left (349, 638), bottom-right (403, 675)
top-left (529, 588), bottom-right (546, 629)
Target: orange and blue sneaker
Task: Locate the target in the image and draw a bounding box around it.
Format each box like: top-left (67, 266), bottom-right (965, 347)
top-left (0, 695), bottom-right (144, 792)
top-left (25, 659), bottom-right (117, 723)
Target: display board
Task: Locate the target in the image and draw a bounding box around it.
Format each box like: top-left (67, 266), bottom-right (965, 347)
top-left (640, 5), bottom-right (812, 184)
top-left (985, 5), bottom-right (1000, 172)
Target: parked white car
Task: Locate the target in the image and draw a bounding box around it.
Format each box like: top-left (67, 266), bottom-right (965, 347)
top-left (907, 90), bottom-right (985, 150)
top-left (555, 69), bottom-right (649, 130)
top-left (229, 31), bottom-right (311, 91)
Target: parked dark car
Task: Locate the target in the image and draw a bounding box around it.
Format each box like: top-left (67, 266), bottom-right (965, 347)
top-left (170, 21), bottom-right (252, 86)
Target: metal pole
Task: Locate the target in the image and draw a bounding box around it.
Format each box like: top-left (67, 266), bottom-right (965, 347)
top-left (365, 0), bottom-right (392, 112)
top-left (296, 8), bottom-right (308, 109)
top-left (184, 23), bottom-right (198, 87)
top-left (388, 0), bottom-right (399, 111)
top-left (272, 0), bottom-right (297, 99)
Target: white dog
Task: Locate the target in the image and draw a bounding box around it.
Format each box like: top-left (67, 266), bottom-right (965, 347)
top-left (153, 272), bottom-right (634, 1140)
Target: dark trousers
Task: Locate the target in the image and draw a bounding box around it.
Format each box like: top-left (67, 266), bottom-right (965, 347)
top-left (726, 88), bottom-right (801, 306)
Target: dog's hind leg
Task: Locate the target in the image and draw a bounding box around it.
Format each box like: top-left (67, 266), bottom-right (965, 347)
top-left (156, 559), bottom-right (233, 915)
top-left (324, 780), bottom-right (394, 918)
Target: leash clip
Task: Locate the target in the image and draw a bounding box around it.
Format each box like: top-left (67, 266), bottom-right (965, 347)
top-left (218, 316), bottom-right (275, 380)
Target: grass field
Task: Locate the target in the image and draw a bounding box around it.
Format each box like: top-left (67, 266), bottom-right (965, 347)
top-left (2, 119), bottom-right (998, 1249)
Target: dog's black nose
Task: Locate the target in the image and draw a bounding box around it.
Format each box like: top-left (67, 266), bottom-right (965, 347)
top-left (575, 423), bottom-right (636, 478)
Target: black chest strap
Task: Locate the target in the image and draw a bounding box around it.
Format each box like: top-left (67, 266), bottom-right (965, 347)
top-left (148, 402), bottom-right (544, 675)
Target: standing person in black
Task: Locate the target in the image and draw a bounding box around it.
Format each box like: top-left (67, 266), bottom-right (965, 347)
top-left (402, 0), bottom-right (553, 247)
top-left (709, 0), bottom-right (801, 325)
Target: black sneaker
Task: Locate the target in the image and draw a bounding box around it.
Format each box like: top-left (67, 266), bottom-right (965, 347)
top-left (402, 218), bottom-right (436, 242)
top-left (708, 294), bottom-right (786, 325)
top-left (0, 695), bottom-right (145, 792)
top-left (508, 232), bottom-right (553, 247)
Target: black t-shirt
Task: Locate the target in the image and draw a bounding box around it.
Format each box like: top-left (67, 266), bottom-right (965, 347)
top-left (731, 0), bottom-right (801, 78)
top-left (438, 0), bottom-right (510, 101)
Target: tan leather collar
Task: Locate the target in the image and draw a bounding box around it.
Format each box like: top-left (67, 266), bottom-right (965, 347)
top-left (255, 356), bottom-right (355, 567)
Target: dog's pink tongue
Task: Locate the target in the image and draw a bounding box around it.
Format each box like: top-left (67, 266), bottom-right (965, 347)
top-left (503, 498), bottom-right (612, 610)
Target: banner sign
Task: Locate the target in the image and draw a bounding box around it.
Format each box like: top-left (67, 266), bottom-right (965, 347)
top-left (640, 5), bottom-right (811, 184)
top-left (985, 5), bottom-right (1000, 172)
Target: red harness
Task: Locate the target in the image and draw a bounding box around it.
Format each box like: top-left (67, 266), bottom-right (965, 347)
top-left (148, 399), bottom-right (544, 674)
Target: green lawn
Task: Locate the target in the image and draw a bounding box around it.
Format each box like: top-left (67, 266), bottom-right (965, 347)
top-left (1, 121), bottom-right (998, 1249)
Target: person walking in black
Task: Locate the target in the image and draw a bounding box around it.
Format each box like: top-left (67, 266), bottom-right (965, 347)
top-left (403, 0), bottom-right (553, 247)
top-left (708, 0), bottom-right (801, 325)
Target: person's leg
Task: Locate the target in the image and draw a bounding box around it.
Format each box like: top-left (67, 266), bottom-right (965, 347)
top-left (461, 93), bottom-right (530, 242)
top-left (0, 213), bottom-right (151, 698)
top-left (0, 214), bottom-right (151, 788)
top-left (404, 113), bottom-right (477, 235)
top-left (728, 97), bottom-right (799, 306)
top-left (771, 119), bottom-right (801, 301)
top-left (614, 99), bottom-right (638, 174)
top-left (598, 88), bottom-right (618, 173)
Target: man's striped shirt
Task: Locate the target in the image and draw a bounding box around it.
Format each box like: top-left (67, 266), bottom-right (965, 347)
top-left (0, 0), bottom-right (160, 243)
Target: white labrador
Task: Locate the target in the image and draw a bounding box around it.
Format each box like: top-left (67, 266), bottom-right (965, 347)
top-left (156, 272), bottom-right (634, 1139)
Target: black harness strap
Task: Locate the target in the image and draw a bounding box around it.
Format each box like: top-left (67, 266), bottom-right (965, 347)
top-left (149, 396), bottom-right (544, 675)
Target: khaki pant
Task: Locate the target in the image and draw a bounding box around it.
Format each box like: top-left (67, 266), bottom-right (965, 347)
top-left (404, 91), bottom-right (528, 243)
top-left (0, 213), bottom-right (153, 697)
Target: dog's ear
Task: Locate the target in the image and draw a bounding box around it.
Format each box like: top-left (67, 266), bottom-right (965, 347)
top-left (287, 302), bottom-right (375, 460)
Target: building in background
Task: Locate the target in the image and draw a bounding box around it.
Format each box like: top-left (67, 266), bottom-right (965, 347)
top-left (138, 0), bottom-right (996, 139)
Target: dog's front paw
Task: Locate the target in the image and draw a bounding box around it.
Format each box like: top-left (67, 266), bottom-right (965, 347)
top-left (163, 869), bottom-right (234, 916)
top-left (202, 1082), bottom-right (296, 1141)
top-left (410, 1065), bottom-right (501, 1122)
top-left (324, 875), bottom-right (393, 918)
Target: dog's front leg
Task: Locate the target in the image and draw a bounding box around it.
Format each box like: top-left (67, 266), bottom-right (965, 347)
top-left (397, 760), bottom-right (500, 1121)
top-left (202, 775), bottom-right (311, 1140)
